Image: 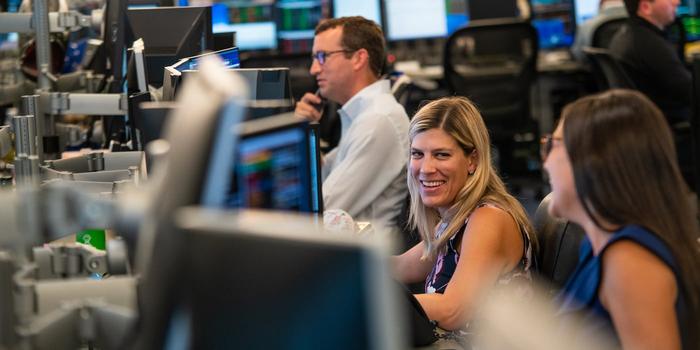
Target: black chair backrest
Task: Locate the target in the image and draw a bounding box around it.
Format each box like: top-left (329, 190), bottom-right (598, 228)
top-left (533, 193), bottom-right (586, 295)
top-left (591, 17), bottom-right (627, 49)
top-left (690, 56), bottom-right (700, 192)
top-left (443, 18), bottom-right (538, 128)
top-left (583, 46), bottom-right (637, 91)
top-left (389, 74), bottom-right (414, 109)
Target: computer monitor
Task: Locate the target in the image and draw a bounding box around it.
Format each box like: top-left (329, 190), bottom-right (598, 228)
top-left (276, 0), bottom-right (331, 54)
top-left (200, 112), bottom-right (323, 214)
top-left (468, 0), bottom-right (519, 21)
top-left (332, 0), bottom-right (382, 25)
top-left (0, 33), bottom-right (18, 51)
top-left (574, 0), bottom-right (599, 25)
top-left (231, 67), bottom-right (293, 100)
top-left (127, 91), bottom-right (151, 147)
top-left (130, 101), bottom-right (176, 151)
top-left (531, 0), bottom-right (575, 49)
top-left (1, 0), bottom-right (20, 12)
top-left (213, 32), bottom-right (235, 51)
top-left (127, 6), bottom-right (213, 86)
top-left (383, 0), bottom-right (468, 41)
top-left (211, 2), bottom-right (278, 51)
top-left (103, 0), bottom-right (130, 89)
top-left (159, 207), bottom-right (405, 349)
top-left (0, 0), bottom-right (20, 49)
top-left (683, 15), bottom-right (700, 42)
top-left (164, 67), bottom-right (293, 104)
top-left (679, 0), bottom-right (699, 16)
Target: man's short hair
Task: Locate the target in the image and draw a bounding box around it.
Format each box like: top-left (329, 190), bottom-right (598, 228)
top-left (315, 16), bottom-right (386, 77)
top-left (623, 0), bottom-right (641, 16)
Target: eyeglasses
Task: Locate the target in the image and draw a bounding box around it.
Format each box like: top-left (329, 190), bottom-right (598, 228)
top-left (540, 134), bottom-right (563, 162)
top-left (311, 50), bottom-right (354, 65)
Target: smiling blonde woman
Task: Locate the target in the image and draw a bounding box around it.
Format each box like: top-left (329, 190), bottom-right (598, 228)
top-left (393, 96), bottom-right (536, 335)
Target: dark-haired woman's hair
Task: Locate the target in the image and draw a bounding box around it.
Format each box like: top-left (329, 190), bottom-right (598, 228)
top-left (561, 89), bottom-right (700, 344)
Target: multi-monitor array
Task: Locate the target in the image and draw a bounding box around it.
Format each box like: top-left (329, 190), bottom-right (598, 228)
top-left (6, 0), bottom-right (700, 65)
top-left (131, 60), bottom-right (318, 215)
top-left (183, 0), bottom-right (615, 54)
top-left (205, 0), bottom-right (468, 50)
top-left (48, 0), bottom-right (700, 89)
top-left (142, 0), bottom-right (699, 57)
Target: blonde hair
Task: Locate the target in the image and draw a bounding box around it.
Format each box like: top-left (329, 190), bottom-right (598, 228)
top-left (407, 96), bottom-right (536, 258)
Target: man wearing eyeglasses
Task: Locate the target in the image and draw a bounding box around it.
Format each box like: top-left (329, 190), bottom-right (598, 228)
top-left (295, 16), bottom-right (409, 234)
top-left (609, 0), bottom-right (693, 189)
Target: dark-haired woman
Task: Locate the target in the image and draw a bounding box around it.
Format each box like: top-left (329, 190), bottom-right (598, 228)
top-left (544, 89), bottom-right (700, 349)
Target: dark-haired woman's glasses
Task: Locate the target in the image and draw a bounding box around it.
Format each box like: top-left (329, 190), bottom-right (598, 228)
top-left (540, 134), bottom-right (563, 162)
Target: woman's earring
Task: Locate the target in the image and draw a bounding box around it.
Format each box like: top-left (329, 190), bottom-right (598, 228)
top-left (468, 169), bottom-right (475, 176)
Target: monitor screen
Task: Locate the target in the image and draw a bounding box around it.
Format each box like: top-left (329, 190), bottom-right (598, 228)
top-left (383, 0), bottom-right (468, 41)
top-left (211, 1), bottom-right (278, 51)
top-left (0, 0), bottom-right (20, 49)
top-left (200, 113), bottom-right (322, 214)
top-left (678, 0), bottom-right (700, 16)
top-left (173, 47), bottom-right (241, 72)
top-left (0, 33), bottom-right (19, 51)
top-left (3, 0), bottom-right (20, 11)
top-left (683, 16), bottom-right (700, 42)
top-left (574, 0), bottom-right (599, 24)
top-left (158, 208), bottom-right (404, 349)
top-left (333, 0), bottom-right (382, 25)
top-left (276, 0), bottom-right (331, 54)
top-left (531, 0), bottom-right (575, 49)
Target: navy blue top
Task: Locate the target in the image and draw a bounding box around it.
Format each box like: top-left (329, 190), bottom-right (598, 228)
top-left (557, 225), bottom-right (690, 348)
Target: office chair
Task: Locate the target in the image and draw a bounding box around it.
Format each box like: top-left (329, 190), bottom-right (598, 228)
top-left (689, 56), bottom-right (700, 193)
top-left (443, 18), bottom-right (539, 177)
top-left (582, 47), bottom-right (636, 91)
top-left (390, 73), bottom-right (414, 108)
top-left (533, 193), bottom-right (585, 296)
top-left (591, 17), bottom-right (627, 49)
